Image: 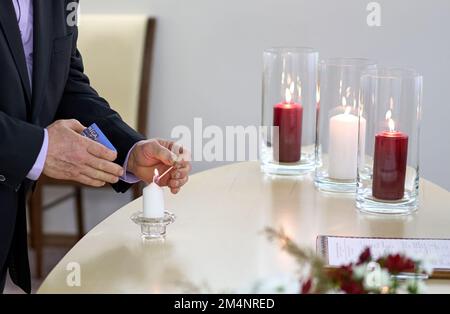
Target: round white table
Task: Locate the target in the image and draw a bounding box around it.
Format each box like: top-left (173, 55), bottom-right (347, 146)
top-left (38, 162), bottom-right (450, 293)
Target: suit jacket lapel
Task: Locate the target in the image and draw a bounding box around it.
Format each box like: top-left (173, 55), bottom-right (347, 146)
top-left (31, 0), bottom-right (52, 123)
top-left (0, 1), bottom-right (32, 105)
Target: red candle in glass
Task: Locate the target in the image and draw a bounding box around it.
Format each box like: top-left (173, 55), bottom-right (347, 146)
top-left (372, 113), bottom-right (408, 200)
top-left (273, 89), bottom-right (303, 163)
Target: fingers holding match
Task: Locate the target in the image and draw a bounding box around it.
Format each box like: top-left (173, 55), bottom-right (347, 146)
top-left (170, 163), bottom-right (190, 180)
top-left (166, 160), bottom-right (190, 193)
top-left (168, 175), bottom-right (189, 189)
top-left (152, 156), bottom-right (191, 194)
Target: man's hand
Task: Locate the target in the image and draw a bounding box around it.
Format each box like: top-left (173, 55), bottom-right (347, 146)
top-left (127, 139), bottom-right (191, 194)
top-left (43, 119), bottom-right (124, 187)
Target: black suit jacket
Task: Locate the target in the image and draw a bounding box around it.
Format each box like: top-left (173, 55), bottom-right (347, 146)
top-left (0, 0), bottom-right (145, 293)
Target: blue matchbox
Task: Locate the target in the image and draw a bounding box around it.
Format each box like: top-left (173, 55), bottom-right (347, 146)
top-left (81, 123), bottom-right (117, 152)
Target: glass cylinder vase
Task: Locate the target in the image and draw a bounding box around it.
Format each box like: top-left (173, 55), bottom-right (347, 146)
top-left (315, 58), bottom-right (376, 193)
top-left (260, 47), bottom-right (318, 175)
top-left (357, 67), bottom-right (423, 214)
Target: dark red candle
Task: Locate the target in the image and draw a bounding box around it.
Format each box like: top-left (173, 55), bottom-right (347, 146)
top-left (372, 131), bottom-right (408, 200)
top-left (273, 102), bottom-right (303, 163)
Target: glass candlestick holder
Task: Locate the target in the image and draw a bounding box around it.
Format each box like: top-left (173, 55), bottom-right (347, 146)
top-left (260, 47), bottom-right (318, 175)
top-left (315, 58), bottom-right (376, 193)
top-left (131, 211), bottom-right (176, 240)
top-left (357, 67), bottom-right (423, 214)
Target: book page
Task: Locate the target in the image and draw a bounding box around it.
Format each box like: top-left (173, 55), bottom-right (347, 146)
top-left (324, 236), bottom-right (450, 269)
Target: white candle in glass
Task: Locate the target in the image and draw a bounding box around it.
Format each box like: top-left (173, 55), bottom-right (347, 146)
top-left (328, 98), bottom-right (366, 180)
top-left (143, 169), bottom-right (165, 218)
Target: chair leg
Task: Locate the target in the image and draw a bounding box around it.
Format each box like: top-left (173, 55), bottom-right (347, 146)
top-left (75, 187), bottom-right (84, 240)
top-left (27, 194), bottom-right (35, 249)
top-left (29, 183), bottom-right (44, 279)
top-left (133, 182), bottom-right (143, 200)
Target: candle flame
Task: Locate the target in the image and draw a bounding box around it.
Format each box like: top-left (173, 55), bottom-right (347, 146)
top-left (341, 97), bottom-right (351, 114)
top-left (289, 81), bottom-right (295, 94)
top-left (346, 86), bottom-right (351, 98)
top-left (344, 106), bottom-right (351, 115)
top-left (385, 110), bottom-right (395, 132)
top-left (388, 119), bottom-right (395, 132)
top-left (285, 88), bottom-right (292, 103)
top-left (153, 168), bottom-right (160, 183)
top-left (316, 85), bottom-right (320, 103)
top-left (385, 109), bottom-right (392, 120)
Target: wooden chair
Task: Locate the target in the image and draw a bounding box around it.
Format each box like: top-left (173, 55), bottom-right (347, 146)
top-left (28, 15), bottom-right (155, 278)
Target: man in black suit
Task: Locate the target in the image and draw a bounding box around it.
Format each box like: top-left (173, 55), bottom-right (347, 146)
top-left (0, 0), bottom-right (190, 293)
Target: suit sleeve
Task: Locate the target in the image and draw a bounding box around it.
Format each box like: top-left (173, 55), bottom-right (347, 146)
top-left (54, 26), bottom-right (145, 193)
top-left (0, 112), bottom-right (44, 191)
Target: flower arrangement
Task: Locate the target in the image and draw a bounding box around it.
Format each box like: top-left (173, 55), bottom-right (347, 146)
top-left (265, 228), bottom-right (431, 294)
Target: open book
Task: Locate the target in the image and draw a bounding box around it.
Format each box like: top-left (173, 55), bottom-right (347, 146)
top-left (317, 235), bottom-right (450, 279)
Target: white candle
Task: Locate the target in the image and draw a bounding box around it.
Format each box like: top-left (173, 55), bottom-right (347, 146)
top-left (328, 105), bottom-right (366, 180)
top-left (143, 169), bottom-right (165, 218)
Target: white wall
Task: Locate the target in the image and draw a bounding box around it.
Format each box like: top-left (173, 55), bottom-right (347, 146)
top-left (83, 0), bottom-right (450, 191)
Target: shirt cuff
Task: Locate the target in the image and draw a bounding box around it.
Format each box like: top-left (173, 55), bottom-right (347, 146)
top-left (26, 129), bottom-right (48, 181)
top-left (121, 143), bottom-right (141, 184)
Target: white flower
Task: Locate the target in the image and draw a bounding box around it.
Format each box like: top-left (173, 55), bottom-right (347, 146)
top-left (420, 258), bottom-right (434, 275)
top-left (352, 264), bottom-right (367, 280)
top-left (377, 270), bottom-right (392, 289)
top-left (363, 264), bottom-right (391, 291)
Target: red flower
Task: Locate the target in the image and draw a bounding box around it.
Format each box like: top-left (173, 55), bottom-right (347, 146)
top-left (301, 279), bottom-right (313, 294)
top-left (357, 247), bottom-right (372, 265)
top-left (331, 265), bottom-right (353, 282)
top-left (328, 264), bottom-right (368, 294)
top-left (340, 281), bottom-right (365, 294)
top-left (378, 254), bottom-right (416, 274)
